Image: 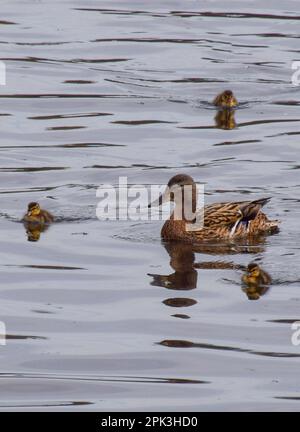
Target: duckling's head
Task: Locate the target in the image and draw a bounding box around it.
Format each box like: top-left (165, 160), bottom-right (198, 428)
top-left (247, 262), bottom-right (261, 278)
top-left (27, 202), bottom-right (41, 217)
top-left (215, 90), bottom-right (238, 108)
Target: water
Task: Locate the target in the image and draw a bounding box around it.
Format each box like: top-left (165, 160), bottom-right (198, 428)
top-left (0, 0), bottom-right (300, 411)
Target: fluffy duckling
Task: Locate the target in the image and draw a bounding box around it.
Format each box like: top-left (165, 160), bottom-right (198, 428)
top-left (22, 202), bottom-right (54, 225)
top-left (242, 263), bottom-right (272, 300)
top-left (242, 263), bottom-right (271, 286)
top-left (213, 90), bottom-right (238, 108)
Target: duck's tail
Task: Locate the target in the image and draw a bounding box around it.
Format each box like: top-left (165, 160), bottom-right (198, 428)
top-left (249, 212), bottom-right (280, 235)
top-left (239, 197), bottom-right (272, 222)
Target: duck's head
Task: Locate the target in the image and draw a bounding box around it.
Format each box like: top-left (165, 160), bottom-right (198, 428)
top-left (246, 262), bottom-right (261, 278)
top-left (215, 90), bottom-right (238, 108)
top-left (27, 202), bottom-right (41, 217)
top-left (148, 174), bottom-right (197, 220)
top-left (167, 174), bottom-right (196, 194)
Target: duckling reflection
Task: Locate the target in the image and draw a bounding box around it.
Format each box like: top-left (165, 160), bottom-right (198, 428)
top-left (24, 223), bottom-right (50, 242)
top-left (214, 108), bottom-right (236, 130)
top-left (241, 263), bottom-right (272, 300)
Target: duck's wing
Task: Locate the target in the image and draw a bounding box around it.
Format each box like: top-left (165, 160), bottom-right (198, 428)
top-left (41, 210), bottom-right (54, 223)
top-left (238, 198), bottom-right (271, 221)
top-left (202, 197), bottom-right (271, 229)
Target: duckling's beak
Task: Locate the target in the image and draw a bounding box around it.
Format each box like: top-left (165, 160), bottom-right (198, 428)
top-left (251, 269), bottom-right (261, 278)
top-left (148, 187), bottom-right (170, 208)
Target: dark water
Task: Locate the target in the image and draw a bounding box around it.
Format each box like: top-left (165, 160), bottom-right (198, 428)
top-left (0, 0), bottom-right (300, 411)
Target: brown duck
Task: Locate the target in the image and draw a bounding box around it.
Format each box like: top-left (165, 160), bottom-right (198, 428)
top-left (213, 90), bottom-right (238, 108)
top-left (22, 202), bottom-right (54, 225)
top-left (242, 263), bottom-right (272, 300)
top-left (149, 174), bottom-right (280, 243)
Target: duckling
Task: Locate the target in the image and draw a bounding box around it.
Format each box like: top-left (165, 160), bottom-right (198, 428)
top-left (242, 263), bottom-right (272, 300)
top-left (22, 202), bottom-right (54, 225)
top-left (242, 263), bottom-right (271, 286)
top-left (213, 90), bottom-right (238, 108)
top-left (148, 174), bottom-right (280, 243)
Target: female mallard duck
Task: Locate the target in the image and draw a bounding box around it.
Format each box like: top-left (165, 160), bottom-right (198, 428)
top-left (22, 202), bottom-right (54, 225)
top-left (213, 90), bottom-right (238, 108)
top-left (149, 174), bottom-right (279, 243)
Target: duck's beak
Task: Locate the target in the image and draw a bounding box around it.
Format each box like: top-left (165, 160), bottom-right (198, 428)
top-left (148, 187), bottom-right (170, 208)
top-left (251, 269), bottom-right (261, 278)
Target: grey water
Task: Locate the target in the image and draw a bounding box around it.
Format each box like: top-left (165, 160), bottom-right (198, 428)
top-left (0, 0), bottom-right (300, 411)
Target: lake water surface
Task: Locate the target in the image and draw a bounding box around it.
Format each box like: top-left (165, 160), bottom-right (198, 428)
top-left (0, 0), bottom-right (300, 411)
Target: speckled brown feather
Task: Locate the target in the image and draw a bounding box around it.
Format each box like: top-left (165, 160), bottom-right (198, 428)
top-left (161, 198), bottom-right (279, 242)
top-left (23, 209), bottom-right (54, 224)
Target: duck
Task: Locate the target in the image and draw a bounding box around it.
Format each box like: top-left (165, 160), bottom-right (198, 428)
top-left (148, 174), bottom-right (280, 243)
top-left (22, 202), bottom-right (54, 225)
top-left (213, 90), bottom-right (238, 108)
top-left (242, 263), bottom-right (271, 286)
top-left (242, 263), bottom-right (272, 300)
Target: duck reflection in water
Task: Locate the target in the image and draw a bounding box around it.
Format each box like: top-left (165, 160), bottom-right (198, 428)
top-left (148, 238), bottom-right (271, 306)
top-left (148, 240), bottom-right (257, 290)
top-left (149, 242), bottom-right (198, 291)
top-left (148, 242), bottom-right (199, 318)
